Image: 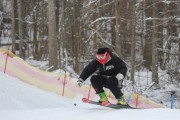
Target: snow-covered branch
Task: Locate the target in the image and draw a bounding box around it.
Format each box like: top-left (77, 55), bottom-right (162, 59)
top-left (90, 17), bottom-right (115, 25)
top-left (157, 48), bottom-right (180, 55)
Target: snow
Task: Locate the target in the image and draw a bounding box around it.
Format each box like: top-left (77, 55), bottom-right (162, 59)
top-left (90, 17), bottom-right (115, 25)
top-left (0, 72), bottom-right (180, 120)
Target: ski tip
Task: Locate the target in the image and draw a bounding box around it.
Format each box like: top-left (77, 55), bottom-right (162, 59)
top-left (82, 98), bottom-right (90, 102)
top-left (101, 101), bottom-right (110, 106)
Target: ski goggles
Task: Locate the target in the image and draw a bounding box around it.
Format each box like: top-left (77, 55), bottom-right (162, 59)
top-left (96, 52), bottom-right (108, 60)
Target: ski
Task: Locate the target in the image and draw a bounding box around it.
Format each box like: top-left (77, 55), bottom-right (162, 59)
top-left (82, 98), bottom-right (136, 109)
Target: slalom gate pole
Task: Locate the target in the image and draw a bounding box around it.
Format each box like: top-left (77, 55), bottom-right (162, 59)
top-left (4, 51), bottom-right (9, 73)
top-left (136, 94), bottom-right (139, 108)
top-left (62, 71), bottom-right (66, 96)
top-left (87, 85), bottom-right (92, 100)
top-left (127, 95), bottom-right (131, 104)
top-left (170, 95), bottom-right (175, 109)
top-left (4, 50), bottom-right (10, 73)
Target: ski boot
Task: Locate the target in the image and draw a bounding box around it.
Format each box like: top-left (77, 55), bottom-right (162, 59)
top-left (117, 96), bottom-right (127, 105)
top-left (98, 92), bottom-right (109, 106)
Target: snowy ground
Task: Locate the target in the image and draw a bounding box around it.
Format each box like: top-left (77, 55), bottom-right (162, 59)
top-left (0, 72), bottom-right (180, 120)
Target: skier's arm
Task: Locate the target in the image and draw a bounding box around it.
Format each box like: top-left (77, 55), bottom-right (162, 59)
top-left (115, 57), bottom-right (127, 78)
top-left (79, 59), bottom-right (98, 81)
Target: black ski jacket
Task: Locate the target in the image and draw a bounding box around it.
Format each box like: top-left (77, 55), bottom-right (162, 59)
top-left (79, 54), bottom-right (127, 81)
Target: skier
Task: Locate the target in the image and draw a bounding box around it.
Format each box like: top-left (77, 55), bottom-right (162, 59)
top-left (77, 47), bottom-right (127, 105)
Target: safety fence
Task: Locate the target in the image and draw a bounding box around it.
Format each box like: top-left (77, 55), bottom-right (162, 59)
top-left (0, 48), bottom-right (164, 109)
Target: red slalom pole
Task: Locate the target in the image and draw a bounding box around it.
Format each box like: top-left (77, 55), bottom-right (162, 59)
top-left (62, 71), bottom-right (66, 96)
top-left (87, 85), bottom-right (92, 99)
top-left (4, 50), bottom-right (9, 73)
top-left (136, 94), bottom-right (139, 108)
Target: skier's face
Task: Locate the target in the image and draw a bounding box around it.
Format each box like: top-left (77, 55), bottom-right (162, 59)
top-left (96, 52), bottom-right (110, 64)
top-left (96, 52), bottom-right (107, 60)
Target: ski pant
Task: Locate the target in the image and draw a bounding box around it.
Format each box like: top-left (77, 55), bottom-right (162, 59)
top-left (90, 75), bottom-right (123, 99)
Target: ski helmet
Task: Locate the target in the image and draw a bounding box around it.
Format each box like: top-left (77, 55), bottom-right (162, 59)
top-left (96, 48), bottom-right (110, 64)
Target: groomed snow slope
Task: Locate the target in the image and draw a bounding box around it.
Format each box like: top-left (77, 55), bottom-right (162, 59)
top-left (0, 72), bottom-right (180, 120)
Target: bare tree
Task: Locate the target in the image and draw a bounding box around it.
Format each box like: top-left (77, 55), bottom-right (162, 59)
top-left (11, 0), bottom-right (16, 54)
top-left (0, 0), bottom-right (2, 14)
top-left (91, 1), bottom-right (97, 50)
top-left (55, 0), bottom-right (61, 67)
top-left (17, 0), bottom-right (26, 59)
top-left (114, 0), bottom-right (128, 57)
top-left (0, 0), bottom-right (3, 39)
top-left (129, 0), bottom-right (136, 84)
top-left (32, 0), bottom-right (38, 60)
top-left (72, 0), bottom-right (82, 73)
top-left (47, 0), bottom-right (58, 71)
top-left (59, 0), bottom-right (66, 68)
top-left (3, 0), bottom-right (180, 81)
top-left (143, 0), bottom-right (153, 70)
top-left (152, 0), bottom-right (159, 85)
top-left (114, 0), bottom-right (121, 56)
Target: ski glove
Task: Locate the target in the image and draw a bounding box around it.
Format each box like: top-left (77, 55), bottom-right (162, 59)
top-left (77, 78), bottom-right (83, 87)
top-left (116, 73), bottom-right (124, 81)
top-left (116, 73), bottom-right (124, 89)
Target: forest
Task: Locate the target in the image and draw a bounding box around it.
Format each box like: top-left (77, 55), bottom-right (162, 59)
top-left (0, 0), bottom-right (180, 88)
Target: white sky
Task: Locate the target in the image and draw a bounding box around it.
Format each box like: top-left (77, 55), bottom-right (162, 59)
top-left (0, 72), bottom-right (180, 120)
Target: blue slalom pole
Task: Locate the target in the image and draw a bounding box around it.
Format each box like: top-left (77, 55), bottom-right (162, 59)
top-left (170, 95), bottom-right (175, 109)
top-left (127, 95), bottom-right (131, 104)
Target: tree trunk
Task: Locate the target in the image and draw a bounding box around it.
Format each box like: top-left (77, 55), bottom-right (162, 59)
top-left (114, 0), bottom-right (121, 56)
top-left (129, 0), bottom-right (136, 84)
top-left (143, 0), bottom-right (153, 70)
top-left (0, 0), bottom-right (3, 38)
top-left (32, 10), bottom-right (38, 60)
top-left (119, 0), bottom-right (128, 57)
top-left (72, 0), bottom-right (82, 74)
top-left (47, 0), bottom-right (58, 71)
top-left (55, 0), bottom-right (61, 67)
top-left (152, 0), bottom-right (159, 85)
top-left (92, 1), bottom-right (97, 50)
top-left (17, 0), bottom-right (25, 59)
top-left (11, 0), bottom-right (16, 54)
top-left (60, 0), bottom-right (66, 69)
top-left (0, 0), bottom-right (2, 13)
top-left (157, 2), bottom-right (165, 70)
